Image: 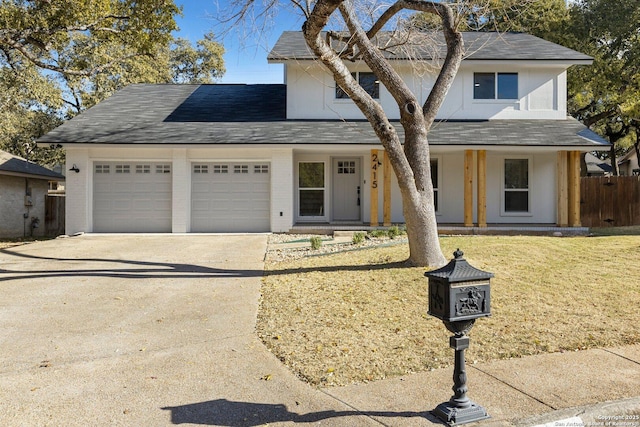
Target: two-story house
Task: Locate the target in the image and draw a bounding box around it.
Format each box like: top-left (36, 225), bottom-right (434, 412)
top-left (38, 31), bottom-right (609, 234)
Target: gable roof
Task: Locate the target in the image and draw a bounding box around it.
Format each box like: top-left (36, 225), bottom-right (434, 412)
top-left (0, 150), bottom-right (65, 180)
top-left (37, 83), bottom-right (608, 149)
top-left (268, 31), bottom-right (593, 63)
top-left (584, 152), bottom-right (613, 175)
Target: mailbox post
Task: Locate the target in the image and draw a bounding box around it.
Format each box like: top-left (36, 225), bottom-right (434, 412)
top-left (425, 249), bottom-right (493, 426)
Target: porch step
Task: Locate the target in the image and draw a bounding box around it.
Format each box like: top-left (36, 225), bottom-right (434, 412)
top-left (288, 224), bottom-right (590, 236)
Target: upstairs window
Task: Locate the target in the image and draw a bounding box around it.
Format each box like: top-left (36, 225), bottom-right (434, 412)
top-left (336, 72), bottom-right (379, 99)
top-left (474, 72), bottom-right (518, 100)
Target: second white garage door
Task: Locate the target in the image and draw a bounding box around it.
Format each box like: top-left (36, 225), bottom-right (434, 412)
top-left (191, 163), bottom-right (270, 232)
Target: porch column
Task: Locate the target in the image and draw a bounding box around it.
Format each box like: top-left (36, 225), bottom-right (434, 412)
top-left (568, 150), bottom-right (582, 227)
top-left (464, 150), bottom-right (474, 227)
top-left (383, 150), bottom-right (392, 226)
top-left (370, 149), bottom-right (379, 226)
top-left (477, 150), bottom-right (487, 227)
top-left (557, 151), bottom-right (569, 227)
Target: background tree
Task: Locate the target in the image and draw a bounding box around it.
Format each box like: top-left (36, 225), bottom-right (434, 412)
top-left (475, 0), bottom-right (640, 174)
top-left (566, 0), bottom-right (640, 174)
top-left (0, 0), bottom-right (225, 166)
top-left (170, 32), bottom-right (225, 84)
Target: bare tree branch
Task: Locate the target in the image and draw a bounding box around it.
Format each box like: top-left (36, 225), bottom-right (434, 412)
top-left (583, 106), bottom-right (621, 128)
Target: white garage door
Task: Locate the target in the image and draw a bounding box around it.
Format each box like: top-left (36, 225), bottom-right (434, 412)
top-left (191, 163), bottom-right (270, 232)
top-left (93, 162), bottom-right (172, 233)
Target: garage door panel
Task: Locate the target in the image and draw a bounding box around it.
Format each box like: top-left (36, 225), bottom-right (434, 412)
top-left (191, 162), bottom-right (270, 232)
top-left (93, 162), bottom-right (172, 233)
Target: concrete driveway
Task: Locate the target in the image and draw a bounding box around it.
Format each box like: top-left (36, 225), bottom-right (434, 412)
top-left (0, 235), bottom-right (381, 427)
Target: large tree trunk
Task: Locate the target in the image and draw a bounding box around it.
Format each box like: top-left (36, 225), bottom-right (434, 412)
top-left (610, 143), bottom-right (620, 176)
top-left (303, 0), bottom-right (462, 267)
top-left (397, 130), bottom-right (446, 267)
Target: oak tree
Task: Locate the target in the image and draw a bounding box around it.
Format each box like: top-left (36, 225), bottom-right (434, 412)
top-left (479, 0), bottom-right (640, 174)
top-left (1, 0), bottom-right (225, 166)
top-left (224, 0), bottom-right (481, 266)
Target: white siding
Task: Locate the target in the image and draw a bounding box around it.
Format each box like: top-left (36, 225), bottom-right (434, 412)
top-left (64, 145), bottom-right (564, 234)
top-left (270, 148), bottom-right (295, 232)
top-left (171, 149), bottom-right (190, 233)
top-left (284, 62), bottom-right (568, 120)
top-left (65, 148), bottom-right (90, 235)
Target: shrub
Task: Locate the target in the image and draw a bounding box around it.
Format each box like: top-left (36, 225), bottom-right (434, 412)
top-left (368, 229), bottom-right (388, 238)
top-left (352, 232), bottom-right (366, 245)
top-left (309, 236), bottom-right (323, 250)
top-left (387, 225), bottom-right (401, 239)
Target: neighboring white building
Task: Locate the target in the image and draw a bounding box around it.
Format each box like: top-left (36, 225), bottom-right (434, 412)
top-left (38, 32), bottom-right (609, 234)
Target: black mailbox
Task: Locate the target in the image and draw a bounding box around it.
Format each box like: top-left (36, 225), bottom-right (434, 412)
top-left (426, 249), bottom-right (492, 323)
top-left (426, 249), bottom-right (494, 425)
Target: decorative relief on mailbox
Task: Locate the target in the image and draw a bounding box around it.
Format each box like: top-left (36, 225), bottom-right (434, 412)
top-left (430, 283), bottom-right (445, 312)
top-left (455, 287), bottom-right (485, 317)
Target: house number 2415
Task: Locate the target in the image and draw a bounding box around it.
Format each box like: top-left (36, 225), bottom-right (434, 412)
top-left (371, 152), bottom-right (382, 189)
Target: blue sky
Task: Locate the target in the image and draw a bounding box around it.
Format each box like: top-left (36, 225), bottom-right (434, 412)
top-left (174, 1), bottom-right (305, 84)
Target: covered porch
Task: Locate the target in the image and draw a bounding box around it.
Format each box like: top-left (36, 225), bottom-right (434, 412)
top-left (363, 148), bottom-right (585, 230)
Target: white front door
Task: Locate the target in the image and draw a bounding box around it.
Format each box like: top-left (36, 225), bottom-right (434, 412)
top-left (332, 158), bottom-right (361, 221)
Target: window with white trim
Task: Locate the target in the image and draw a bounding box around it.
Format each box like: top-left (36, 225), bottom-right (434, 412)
top-left (95, 164), bottom-right (110, 174)
top-left (136, 164), bottom-right (151, 174)
top-left (474, 72), bottom-right (518, 100)
top-left (213, 164), bottom-right (228, 174)
top-left (193, 164), bottom-right (208, 174)
top-left (298, 162), bottom-right (325, 217)
top-left (431, 159), bottom-right (439, 212)
top-left (337, 160), bottom-right (356, 174)
top-left (254, 164), bottom-right (269, 174)
top-left (115, 164), bottom-right (130, 174)
top-left (503, 158), bottom-right (529, 213)
top-left (336, 72), bottom-right (379, 99)
top-left (156, 164), bottom-right (171, 174)
top-left (234, 165), bottom-right (249, 174)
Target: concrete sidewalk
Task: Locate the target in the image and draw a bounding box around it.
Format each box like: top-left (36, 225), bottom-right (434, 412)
top-left (0, 234), bottom-right (638, 426)
top-left (325, 344), bottom-right (640, 426)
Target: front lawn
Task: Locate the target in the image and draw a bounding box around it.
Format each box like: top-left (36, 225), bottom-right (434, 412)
top-left (258, 235), bottom-right (640, 386)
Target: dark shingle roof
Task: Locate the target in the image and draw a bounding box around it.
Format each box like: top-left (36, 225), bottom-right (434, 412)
top-left (585, 152), bottom-right (613, 174)
top-left (38, 83), bottom-right (608, 148)
top-left (268, 31), bottom-right (593, 63)
top-left (0, 150), bottom-right (65, 180)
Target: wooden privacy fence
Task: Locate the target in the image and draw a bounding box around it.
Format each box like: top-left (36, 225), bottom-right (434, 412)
top-left (45, 194), bottom-right (65, 236)
top-left (581, 176), bottom-right (640, 227)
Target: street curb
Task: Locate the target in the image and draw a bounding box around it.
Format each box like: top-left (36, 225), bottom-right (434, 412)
top-left (514, 397), bottom-right (640, 426)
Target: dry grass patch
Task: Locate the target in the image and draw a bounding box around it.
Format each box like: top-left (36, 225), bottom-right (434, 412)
top-left (258, 235), bottom-right (640, 386)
